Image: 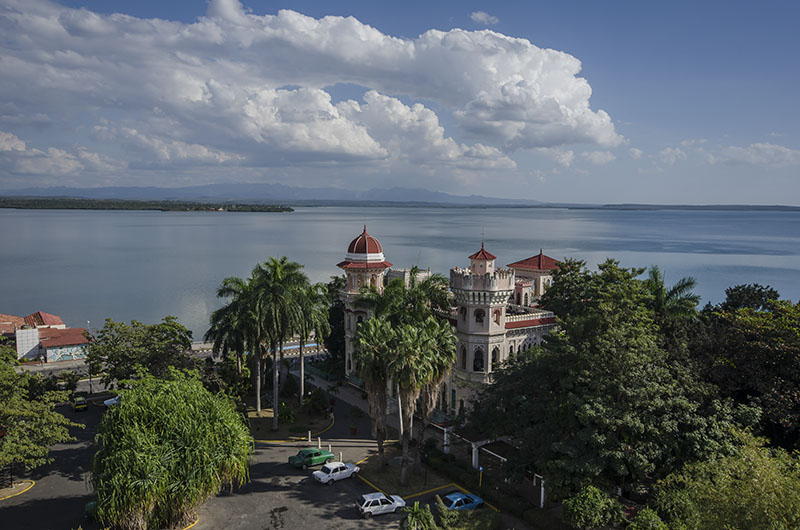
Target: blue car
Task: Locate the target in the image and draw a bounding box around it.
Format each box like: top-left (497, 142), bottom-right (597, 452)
top-left (442, 492), bottom-right (484, 510)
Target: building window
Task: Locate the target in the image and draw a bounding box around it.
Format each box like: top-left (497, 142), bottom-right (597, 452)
top-left (524, 293), bottom-right (529, 306)
top-left (494, 309), bottom-right (501, 325)
top-left (491, 347), bottom-right (499, 367)
top-left (474, 309), bottom-right (485, 324)
top-left (510, 343), bottom-right (515, 356)
top-left (347, 358), bottom-right (351, 371)
top-left (459, 307), bottom-right (467, 321)
top-left (473, 348), bottom-right (484, 372)
top-left (460, 346), bottom-right (467, 370)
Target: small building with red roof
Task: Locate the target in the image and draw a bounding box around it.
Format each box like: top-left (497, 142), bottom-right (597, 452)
top-left (16, 326), bottom-right (89, 362)
top-left (507, 249), bottom-right (560, 304)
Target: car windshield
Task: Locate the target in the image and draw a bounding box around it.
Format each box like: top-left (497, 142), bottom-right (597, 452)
top-left (321, 465), bottom-right (333, 474)
top-left (358, 495), bottom-right (367, 506)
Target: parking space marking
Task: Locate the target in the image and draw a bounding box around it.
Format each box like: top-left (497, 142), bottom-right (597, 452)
top-left (181, 516), bottom-right (199, 529)
top-left (253, 415), bottom-right (335, 444)
top-left (355, 474), bottom-right (386, 495)
top-left (403, 482), bottom-right (456, 500)
top-left (450, 483), bottom-right (500, 512)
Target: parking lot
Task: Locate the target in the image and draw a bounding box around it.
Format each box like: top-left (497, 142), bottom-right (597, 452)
top-left (0, 396), bottom-right (431, 530)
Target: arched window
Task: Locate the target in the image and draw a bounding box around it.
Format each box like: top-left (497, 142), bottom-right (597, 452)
top-left (524, 293), bottom-right (529, 306)
top-left (474, 309), bottom-right (485, 324)
top-left (347, 358), bottom-right (352, 371)
top-left (356, 315), bottom-right (363, 329)
top-left (516, 292), bottom-right (521, 305)
top-left (459, 307), bottom-right (467, 321)
top-left (509, 343), bottom-right (515, 356)
top-left (370, 274), bottom-right (377, 288)
top-left (460, 346), bottom-right (467, 370)
top-left (473, 348), bottom-right (484, 372)
top-left (491, 347), bottom-right (499, 367)
top-left (494, 309), bottom-right (501, 325)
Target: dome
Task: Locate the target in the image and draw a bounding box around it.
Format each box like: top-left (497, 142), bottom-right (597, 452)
top-left (347, 225), bottom-right (383, 254)
top-left (337, 225), bottom-right (392, 270)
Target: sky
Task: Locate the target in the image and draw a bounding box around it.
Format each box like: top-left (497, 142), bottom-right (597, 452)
top-left (0, 0), bottom-right (798, 204)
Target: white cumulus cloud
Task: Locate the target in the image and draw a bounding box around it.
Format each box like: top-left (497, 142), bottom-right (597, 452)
top-left (711, 143), bottom-right (800, 167)
top-left (0, 0), bottom-right (621, 188)
top-left (470, 11), bottom-right (499, 25)
top-left (581, 151), bottom-right (616, 165)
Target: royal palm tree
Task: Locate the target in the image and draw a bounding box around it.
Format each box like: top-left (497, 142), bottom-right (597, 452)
top-left (353, 315), bottom-right (395, 468)
top-left (207, 274), bottom-right (269, 412)
top-left (413, 316), bottom-right (456, 474)
top-left (392, 323), bottom-right (434, 486)
top-left (252, 257), bottom-right (308, 430)
top-left (297, 282), bottom-right (330, 405)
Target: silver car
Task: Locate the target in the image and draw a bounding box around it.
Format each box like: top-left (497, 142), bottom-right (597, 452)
top-left (312, 461), bottom-right (359, 485)
top-left (356, 492), bottom-right (406, 518)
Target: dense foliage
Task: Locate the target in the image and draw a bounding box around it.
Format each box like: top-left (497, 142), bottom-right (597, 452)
top-left (652, 429), bottom-right (800, 530)
top-left (86, 317), bottom-right (194, 386)
top-left (0, 362), bottom-right (80, 485)
top-left (562, 485), bottom-right (624, 529)
top-left (91, 370), bottom-right (251, 530)
top-left (471, 259), bottom-right (740, 493)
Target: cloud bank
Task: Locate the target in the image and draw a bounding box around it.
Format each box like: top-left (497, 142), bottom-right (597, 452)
top-left (0, 0), bottom-right (622, 188)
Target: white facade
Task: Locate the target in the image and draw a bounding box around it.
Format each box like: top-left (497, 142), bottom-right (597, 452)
top-left (16, 327), bottom-right (41, 360)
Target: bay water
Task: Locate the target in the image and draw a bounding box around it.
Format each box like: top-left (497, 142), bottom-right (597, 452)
top-left (1, 206), bottom-right (798, 338)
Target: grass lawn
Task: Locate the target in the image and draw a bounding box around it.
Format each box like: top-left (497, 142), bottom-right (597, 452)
top-left (247, 403), bottom-right (331, 440)
top-left (358, 445), bottom-right (453, 498)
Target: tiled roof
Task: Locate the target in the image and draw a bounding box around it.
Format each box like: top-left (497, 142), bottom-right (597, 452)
top-left (468, 243), bottom-right (496, 261)
top-left (504, 316), bottom-right (557, 329)
top-left (24, 311), bottom-right (65, 327)
top-left (0, 313), bottom-right (24, 335)
top-left (39, 328), bottom-right (89, 348)
top-left (336, 260), bottom-right (393, 270)
top-left (346, 226), bottom-right (384, 254)
top-left (507, 249), bottom-right (559, 271)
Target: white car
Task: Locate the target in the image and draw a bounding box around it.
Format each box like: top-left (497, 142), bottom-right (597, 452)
top-left (356, 492), bottom-right (406, 518)
top-left (312, 461), bottom-right (359, 485)
top-left (104, 395), bottom-right (121, 407)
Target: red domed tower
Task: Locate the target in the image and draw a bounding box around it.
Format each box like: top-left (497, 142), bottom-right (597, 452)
top-left (338, 226), bottom-right (392, 376)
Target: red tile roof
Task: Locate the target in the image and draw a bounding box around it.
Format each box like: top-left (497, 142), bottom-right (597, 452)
top-left (0, 313), bottom-right (24, 335)
top-left (336, 260), bottom-right (393, 270)
top-left (24, 311), bottom-right (64, 327)
top-left (347, 226), bottom-right (384, 254)
top-left (507, 249), bottom-right (559, 271)
top-left (505, 316), bottom-right (557, 329)
top-left (468, 243), bottom-right (496, 261)
top-left (39, 328), bottom-right (89, 348)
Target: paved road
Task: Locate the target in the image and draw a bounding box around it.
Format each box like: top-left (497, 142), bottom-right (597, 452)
top-left (0, 389), bottom-right (404, 530)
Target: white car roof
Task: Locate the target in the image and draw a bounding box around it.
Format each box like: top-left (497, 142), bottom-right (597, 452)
top-left (362, 492), bottom-right (388, 501)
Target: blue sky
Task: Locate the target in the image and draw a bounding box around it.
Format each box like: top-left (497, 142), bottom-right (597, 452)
top-left (1, 0), bottom-right (798, 204)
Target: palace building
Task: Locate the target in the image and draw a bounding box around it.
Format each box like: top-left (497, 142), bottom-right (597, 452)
top-left (338, 226), bottom-right (558, 417)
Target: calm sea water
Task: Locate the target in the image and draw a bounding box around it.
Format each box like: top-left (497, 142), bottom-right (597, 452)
top-left (1, 206), bottom-right (798, 338)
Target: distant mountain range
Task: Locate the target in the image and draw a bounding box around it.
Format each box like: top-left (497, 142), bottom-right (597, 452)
top-left (2, 183), bottom-right (798, 210)
top-left (0, 183), bottom-right (546, 206)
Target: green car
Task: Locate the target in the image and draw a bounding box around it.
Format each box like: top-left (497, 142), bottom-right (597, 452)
top-left (289, 448), bottom-right (334, 470)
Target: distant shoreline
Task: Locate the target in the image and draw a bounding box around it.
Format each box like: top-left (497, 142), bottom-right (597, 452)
top-left (0, 197), bottom-right (294, 213)
top-left (1, 195), bottom-right (798, 213)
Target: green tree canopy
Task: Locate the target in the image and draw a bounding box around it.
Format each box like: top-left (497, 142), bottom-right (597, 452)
top-left (719, 283), bottom-right (780, 312)
top-left (652, 429), bottom-right (800, 530)
top-left (0, 363), bottom-right (80, 485)
top-left (471, 259), bottom-right (738, 493)
top-left (86, 316), bottom-right (193, 386)
top-left (91, 370), bottom-right (252, 530)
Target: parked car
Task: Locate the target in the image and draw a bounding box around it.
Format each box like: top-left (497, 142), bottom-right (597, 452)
top-left (73, 396), bottom-right (88, 412)
top-left (312, 461), bottom-right (359, 484)
top-left (441, 492), bottom-right (484, 510)
top-left (103, 395), bottom-right (121, 407)
top-left (356, 492), bottom-right (406, 518)
top-left (289, 448), bottom-right (334, 470)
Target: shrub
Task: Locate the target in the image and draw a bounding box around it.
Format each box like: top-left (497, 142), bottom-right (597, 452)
top-left (280, 373), bottom-right (299, 398)
top-left (627, 507), bottom-right (668, 530)
top-left (302, 387), bottom-right (328, 415)
top-left (59, 370), bottom-right (80, 394)
top-left (562, 485), bottom-right (624, 529)
top-left (91, 370), bottom-right (251, 530)
top-left (278, 401), bottom-right (296, 423)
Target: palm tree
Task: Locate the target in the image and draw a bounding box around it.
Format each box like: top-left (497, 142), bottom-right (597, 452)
top-left (644, 266), bottom-right (701, 321)
top-left (353, 315), bottom-right (395, 468)
top-left (392, 323), bottom-right (434, 486)
top-left (297, 282), bottom-right (330, 405)
top-left (252, 257), bottom-right (308, 430)
top-left (207, 274), bottom-right (269, 412)
top-left (402, 501), bottom-right (436, 530)
top-left (413, 316), bottom-right (456, 474)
